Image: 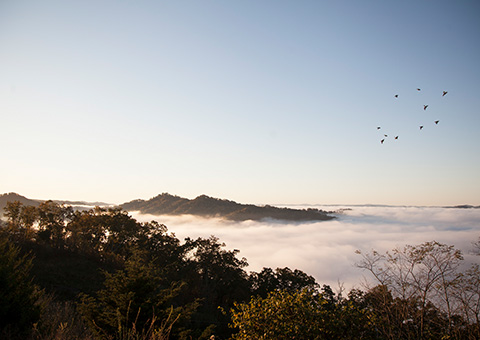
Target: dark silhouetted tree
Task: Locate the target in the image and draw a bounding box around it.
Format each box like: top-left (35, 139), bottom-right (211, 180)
top-left (37, 201), bottom-right (73, 248)
top-left (78, 248), bottom-right (196, 339)
top-left (249, 266), bottom-right (318, 298)
top-left (182, 236), bottom-right (250, 338)
top-left (0, 236), bottom-right (41, 338)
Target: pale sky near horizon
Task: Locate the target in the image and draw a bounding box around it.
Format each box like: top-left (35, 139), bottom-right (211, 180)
top-left (1, 1), bottom-right (479, 206)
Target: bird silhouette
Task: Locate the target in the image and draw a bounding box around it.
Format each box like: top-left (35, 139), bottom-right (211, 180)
top-left (373, 87), bottom-right (448, 144)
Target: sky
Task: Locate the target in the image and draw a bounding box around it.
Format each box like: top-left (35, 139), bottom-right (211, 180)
top-left (1, 1), bottom-right (479, 206)
top-left (131, 205), bottom-right (480, 289)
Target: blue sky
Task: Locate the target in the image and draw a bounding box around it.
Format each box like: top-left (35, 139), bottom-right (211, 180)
top-left (1, 1), bottom-right (479, 205)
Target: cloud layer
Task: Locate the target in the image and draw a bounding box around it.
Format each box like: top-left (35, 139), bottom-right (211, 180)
top-left (130, 206), bottom-right (480, 290)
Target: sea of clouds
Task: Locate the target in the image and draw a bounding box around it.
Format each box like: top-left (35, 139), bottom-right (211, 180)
top-left (130, 205), bottom-right (480, 291)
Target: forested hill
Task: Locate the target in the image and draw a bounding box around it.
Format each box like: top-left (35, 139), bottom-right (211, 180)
top-left (120, 193), bottom-right (335, 221)
top-left (0, 192), bottom-right (109, 213)
top-left (0, 192), bottom-right (41, 211)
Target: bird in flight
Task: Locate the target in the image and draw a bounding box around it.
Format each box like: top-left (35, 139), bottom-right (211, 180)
top-left (375, 87), bottom-right (449, 144)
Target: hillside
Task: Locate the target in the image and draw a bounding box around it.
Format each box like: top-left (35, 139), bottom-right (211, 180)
top-left (121, 193), bottom-right (335, 221)
top-left (1, 192), bottom-right (335, 222)
top-left (0, 192), bottom-right (110, 214)
top-left (0, 192), bottom-right (41, 212)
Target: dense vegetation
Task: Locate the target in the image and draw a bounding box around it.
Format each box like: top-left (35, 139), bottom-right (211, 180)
top-left (1, 200), bottom-right (479, 339)
top-left (121, 193), bottom-right (334, 221)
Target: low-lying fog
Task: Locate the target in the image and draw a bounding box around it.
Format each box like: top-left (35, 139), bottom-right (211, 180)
top-left (130, 205), bottom-right (480, 290)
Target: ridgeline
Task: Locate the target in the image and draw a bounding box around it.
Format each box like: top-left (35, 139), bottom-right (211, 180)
top-left (120, 193), bottom-right (335, 222)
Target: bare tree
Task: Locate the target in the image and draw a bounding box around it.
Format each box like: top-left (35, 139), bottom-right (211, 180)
top-left (356, 241), bottom-right (464, 339)
top-left (455, 265), bottom-right (480, 324)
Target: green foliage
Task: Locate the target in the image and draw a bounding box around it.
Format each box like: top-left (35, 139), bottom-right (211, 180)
top-left (3, 201), bottom-right (22, 227)
top-left (230, 287), bottom-right (375, 340)
top-left (0, 235), bottom-right (41, 338)
top-left (249, 267), bottom-right (318, 298)
top-left (37, 201), bottom-right (74, 247)
top-left (66, 206), bottom-right (143, 262)
top-left (180, 236), bottom-right (251, 339)
top-left (2, 201), bottom-right (38, 241)
top-left (230, 289), bottom-right (324, 339)
top-left (183, 236), bottom-right (250, 303)
top-left (78, 248), bottom-right (195, 338)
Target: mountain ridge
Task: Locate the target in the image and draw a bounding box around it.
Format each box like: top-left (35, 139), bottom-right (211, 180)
top-left (0, 192), bottom-right (42, 211)
top-left (1, 192), bottom-right (335, 222)
top-left (0, 192), bottom-right (110, 213)
top-left (120, 193), bottom-right (335, 222)
top-left (3, 192), bottom-right (478, 222)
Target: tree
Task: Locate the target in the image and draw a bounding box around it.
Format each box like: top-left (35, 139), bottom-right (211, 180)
top-left (37, 201), bottom-right (73, 247)
top-left (136, 221), bottom-right (184, 282)
top-left (66, 208), bottom-right (108, 256)
top-left (3, 201), bottom-right (22, 229)
top-left (0, 235), bottom-right (41, 338)
top-left (66, 206), bottom-right (142, 261)
top-left (78, 248), bottom-right (195, 339)
top-left (19, 205), bottom-right (38, 241)
top-left (230, 287), bottom-right (374, 340)
top-left (356, 241), bottom-right (465, 339)
top-left (249, 266), bottom-right (318, 298)
top-left (452, 254), bottom-right (480, 339)
top-left (182, 236), bottom-right (251, 338)
top-left (99, 207), bottom-right (142, 257)
top-left (230, 289), bottom-right (326, 339)
top-left (3, 201), bottom-right (39, 242)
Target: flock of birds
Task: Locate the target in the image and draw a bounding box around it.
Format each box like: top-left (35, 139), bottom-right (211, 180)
top-left (377, 88), bottom-right (448, 144)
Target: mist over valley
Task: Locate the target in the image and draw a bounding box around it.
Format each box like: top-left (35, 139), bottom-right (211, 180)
top-left (128, 201), bottom-right (480, 289)
top-left (3, 192), bottom-right (479, 290)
